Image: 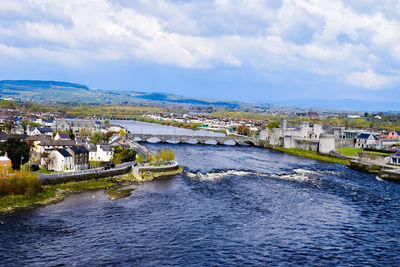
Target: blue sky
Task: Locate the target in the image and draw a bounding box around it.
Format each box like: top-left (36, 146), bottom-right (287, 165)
top-left (1, 0), bottom-right (400, 103)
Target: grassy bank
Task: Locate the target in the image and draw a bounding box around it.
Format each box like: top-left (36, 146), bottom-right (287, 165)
top-left (0, 178), bottom-right (117, 215)
top-left (139, 166), bottom-right (184, 180)
top-left (336, 147), bottom-right (390, 157)
top-left (273, 147), bottom-right (350, 165)
top-left (1, 165), bottom-right (184, 214)
top-left (106, 188), bottom-right (134, 200)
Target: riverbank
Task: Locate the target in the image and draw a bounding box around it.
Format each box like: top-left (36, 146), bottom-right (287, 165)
top-left (272, 147), bottom-right (350, 165)
top-left (0, 178), bottom-right (117, 215)
top-left (0, 166), bottom-right (183, 215)
top-left (139, 166), bottom-right (184, 180)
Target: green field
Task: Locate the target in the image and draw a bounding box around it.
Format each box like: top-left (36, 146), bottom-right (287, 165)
top-left (336, 147), bottom-right (390, 156)
top-left (274, 147), bottom-right (349, 165)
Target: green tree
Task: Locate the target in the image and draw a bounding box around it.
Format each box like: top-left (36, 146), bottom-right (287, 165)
top-left (4, 120), bottom-right (13, 133)
top-left (91, 131), bottom-right (106, 144)
top-left (0, 138), bottom-right (30, 170)
top-left (119, 129), bottom-right (127, 136)
top-left (22, 118), bottom-right (29, 133)
top-left (267, 121), bottom-right (280, 129)
top-left (136, 154), bottom-right (145, 163)
top-left (28, 121), bottom-right (41, 127)
top-left (79, 128), bottom-right (89, 137)
top-left (62, 130), bottom-right (75, 140)
top-left (104, 119), bottom-right (110, 125)
top-left (112, 148), bottom-right (136, 164)
top-left (156, 148), bottom-right (175, 162)
top-left (105, 131), bottom-right (116, 140)
top-left (146, 154), bottom-right (156, 163)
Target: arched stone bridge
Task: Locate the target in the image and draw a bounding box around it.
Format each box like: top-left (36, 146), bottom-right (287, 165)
top-left (127, 133), bottom-right (261, 146)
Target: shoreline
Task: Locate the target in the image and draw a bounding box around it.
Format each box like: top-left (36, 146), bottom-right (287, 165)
top-left (269, 146), bottom-right (350, 165)
top-left (0, 166), bottom-right (183, 216)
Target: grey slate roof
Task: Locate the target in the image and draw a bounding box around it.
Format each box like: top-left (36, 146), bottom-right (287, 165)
top-left (357, 133), bottom-right (378, 140)
top-left (57, 133), bottom-right (70, 139)
top-left (99, 144), bottom-right (113, 152)
top-left (39, 140), bottom-right (76, 147)
top-left (69, 145), bottom-right (89, 154)
top-left (58, 149), bottom-right (72, 158)
top-left (38, 127), bottom-right (53, 133)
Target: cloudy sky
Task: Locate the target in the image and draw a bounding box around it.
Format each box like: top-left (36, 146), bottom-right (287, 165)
top-left (1, 0), bottom-right (400, 103)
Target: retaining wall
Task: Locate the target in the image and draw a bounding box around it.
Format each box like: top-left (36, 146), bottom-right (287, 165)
top-left (39, 165), bottom-right (132, 185)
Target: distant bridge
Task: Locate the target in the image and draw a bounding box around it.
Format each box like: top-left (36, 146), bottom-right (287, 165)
top-left (127, 133), bottom-right (261, 146)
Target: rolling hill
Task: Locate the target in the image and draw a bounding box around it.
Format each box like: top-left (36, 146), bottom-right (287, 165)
top-left (0, 80), bottom-right (242, 109)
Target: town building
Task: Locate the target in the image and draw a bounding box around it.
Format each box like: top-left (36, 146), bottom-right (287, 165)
top-left (54, 119), bottom-right (100, 134)
top-left (355, 133), bottom-right (379, 149)
top-left (101, 124), bottom-right (125, 133)
top-left (0, 152), bottom-right (12, 168)
top-left (36, 140), bottom-right (76, 154)
top-left (44, 149), bottom-right (74, 172)
top-left (379, 131), bottom-right (399, 140)
top-left (87, 142), bottom-right (114, 162)
top-left (390, 151), bottom-right (400, 165)
top-left (269, 120), bottom-right (337, 154)
top-left (67, 146), bottom-right (89, 170)
top-left (54, 132), bottom-right (71, 140)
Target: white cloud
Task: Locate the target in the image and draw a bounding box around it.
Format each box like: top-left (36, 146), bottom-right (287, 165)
top-left (347, 69), bottom-right (393, 90)
top-left (0, 0), bottom-right (400, 90)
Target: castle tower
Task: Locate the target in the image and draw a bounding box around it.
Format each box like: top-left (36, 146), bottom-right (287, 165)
top-left (282, 119), bottom-right (287, 130)
top-left (318, 134), bottom-right (335, 154)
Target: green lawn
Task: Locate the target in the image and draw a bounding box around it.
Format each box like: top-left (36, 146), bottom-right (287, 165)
top-left (274, 147), bottom-right (349, 165)
top-left (337, 147), bottom-right (390, 156)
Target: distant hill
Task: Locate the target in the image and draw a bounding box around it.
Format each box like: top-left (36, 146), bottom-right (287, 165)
top-left (0, 80), bottom-right (242, 109)
top-left (269, 98), bottom-right (400, 112)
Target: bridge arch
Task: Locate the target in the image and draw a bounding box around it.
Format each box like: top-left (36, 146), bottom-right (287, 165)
top-left (223, 140), bottom-right (237, 146)
top-left (185, 138), bottom-right (199, 144)
top-left (146, 137), bottom-right (162, 143)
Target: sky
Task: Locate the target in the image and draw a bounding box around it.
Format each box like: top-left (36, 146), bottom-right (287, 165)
top-left (1, 0), bottom-right (400, 103)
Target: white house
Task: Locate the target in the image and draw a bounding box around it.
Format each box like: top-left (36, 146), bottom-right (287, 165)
top-left (43, 119), bottom-right (55, 127)
top-left (355, 133), bottom-right (379, 149)
top-left (96, 143), bottom-right (114, 162)
top-left (27, 127), bottom-right (53, 136)
top-left (101, 124), bottom-right (125, 133)
top-left (54, 132), bottom-right (71, 140)
top-left (45, 149), bottom-right (74, 171)
top-left (27, 127), bottom-right (41, 136)
top-left (87, 142), bottom-right (114, 162)
top-left (38, 127), bottom-right (54, 136)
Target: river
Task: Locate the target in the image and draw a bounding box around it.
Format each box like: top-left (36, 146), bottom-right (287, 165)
top-left (1, 121), bottom-right (400, 266)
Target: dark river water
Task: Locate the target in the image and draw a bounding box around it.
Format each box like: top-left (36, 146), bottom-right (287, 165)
top-left (2, 135), bottom-right (400, 265)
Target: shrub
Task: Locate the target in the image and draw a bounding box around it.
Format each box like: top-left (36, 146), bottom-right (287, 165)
top-left (155, 149), bottom-right (175, 162)
top-left (0, 170), bottom-right (42, 196)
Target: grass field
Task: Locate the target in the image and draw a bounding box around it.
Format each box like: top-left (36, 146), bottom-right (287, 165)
top-left (274, 147), bottom-right (349, 165)
top-left (336, 147), bottom-right (390, 156)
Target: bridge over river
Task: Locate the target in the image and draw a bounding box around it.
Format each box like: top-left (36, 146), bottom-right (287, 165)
top-left (127, 133), bottom-right (262, 146)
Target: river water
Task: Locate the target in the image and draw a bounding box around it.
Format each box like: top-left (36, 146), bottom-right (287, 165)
top-left (1, 122), bottom-right (400, 266)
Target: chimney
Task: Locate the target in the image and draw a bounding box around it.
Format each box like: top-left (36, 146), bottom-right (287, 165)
top-left (4, 152), bottom-right (7, 157)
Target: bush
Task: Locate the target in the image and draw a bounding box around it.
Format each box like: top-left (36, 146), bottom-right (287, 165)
top-left (112, 148), bottom-right (136, 164)
top-left (0, 170), bottom-right (42, 196)
top-left (155, 149), bottom-right (175, 162)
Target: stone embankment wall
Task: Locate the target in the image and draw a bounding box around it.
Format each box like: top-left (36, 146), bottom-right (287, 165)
top-left (282, 134), bottom-right (336, 154)
top-left (335, 138), bottom-right (355, 150)
top-left (137, 161), bottom-right (179, 172)
top-left (285, 138), bottom-right (319, 152)
top-left (39, 164), bottom-right (133, 185)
